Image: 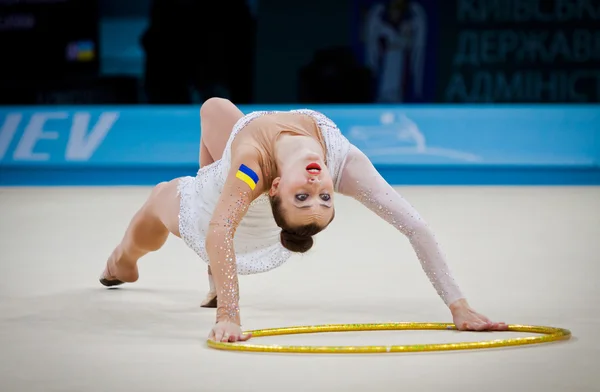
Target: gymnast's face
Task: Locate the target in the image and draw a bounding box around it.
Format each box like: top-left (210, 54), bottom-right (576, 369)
top-left (269, 153), bottom-right (335, 227)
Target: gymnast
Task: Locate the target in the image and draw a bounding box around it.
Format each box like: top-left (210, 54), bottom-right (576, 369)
top-left (99, 98), bottom-right (508, 342)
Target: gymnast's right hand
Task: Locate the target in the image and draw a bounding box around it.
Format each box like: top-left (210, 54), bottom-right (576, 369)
top-left (209, 321), bottom-right (252, 342)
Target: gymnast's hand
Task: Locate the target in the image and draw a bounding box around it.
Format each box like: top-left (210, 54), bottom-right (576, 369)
top-left (209, 321), bottom-right (252, 343)
top-left (450, 299), bottom-right (508, 331)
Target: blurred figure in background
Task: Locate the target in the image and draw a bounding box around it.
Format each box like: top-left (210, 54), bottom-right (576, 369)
top-left (364, 0), bottom-right (427, 102)
top-left (140, 0), bottom-right (256, 104)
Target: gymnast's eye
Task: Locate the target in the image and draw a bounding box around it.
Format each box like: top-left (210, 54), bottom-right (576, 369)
top-left (320, 194), bottom-right (331, 201)
top-left (295, 194), bottom-right (309, 201)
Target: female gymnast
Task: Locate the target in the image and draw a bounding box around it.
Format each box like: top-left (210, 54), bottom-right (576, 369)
top-left (100, 98), bottom-right (508, 343)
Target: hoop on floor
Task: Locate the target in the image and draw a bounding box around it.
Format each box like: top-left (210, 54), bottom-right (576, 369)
top-left (206, 322), bottom-right (571, 354)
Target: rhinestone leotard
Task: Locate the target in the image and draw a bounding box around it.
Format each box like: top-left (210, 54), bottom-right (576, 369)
top-left (177, 109), bottom-right (464, 315)
top-left (177, 109), bottom-right (351, 276)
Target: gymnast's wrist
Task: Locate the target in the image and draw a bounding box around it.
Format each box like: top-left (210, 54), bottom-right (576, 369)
top-left (449, 298), bottom-right (469, 313)
top-left (216, 307), bottom-right (241, 326)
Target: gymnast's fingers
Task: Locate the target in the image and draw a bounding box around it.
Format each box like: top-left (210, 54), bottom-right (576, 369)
top-left (238, 332), bottom-right (252, 342)
top-left (490, 322), bottom-right (509, 331)
top-left (463, 321), bottom-right (486, 331)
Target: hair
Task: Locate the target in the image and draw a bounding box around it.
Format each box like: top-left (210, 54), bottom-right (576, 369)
top-left (269, 195), bottom-right (335, 253)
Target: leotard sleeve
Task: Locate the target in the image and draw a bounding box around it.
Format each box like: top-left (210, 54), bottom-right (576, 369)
top-left (337, 145), bottom-right (465, 306)
top-left (205, 151), bottom-right (264, 325)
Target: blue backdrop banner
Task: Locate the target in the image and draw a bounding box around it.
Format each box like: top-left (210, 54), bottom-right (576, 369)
top-left (1, 105), bottom-right (599, 185)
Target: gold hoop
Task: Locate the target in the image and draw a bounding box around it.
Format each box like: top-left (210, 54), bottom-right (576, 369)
top-left (206, 322), bottom-right (571, 354)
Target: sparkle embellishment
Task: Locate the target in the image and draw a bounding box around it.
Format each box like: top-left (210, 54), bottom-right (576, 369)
top-left (178, 109), bottom-right (352, 276)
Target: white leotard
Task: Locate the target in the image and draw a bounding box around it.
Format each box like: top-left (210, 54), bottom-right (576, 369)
top-left (178, 109), bottom-right (464, 307)
top-left (177, 109), bottom-right (351, 276)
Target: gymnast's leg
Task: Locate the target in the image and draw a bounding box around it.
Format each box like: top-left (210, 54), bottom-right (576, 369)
top-left (100, 179), bottom-right (182, 286)
top-left (197, 97), bottom-right (244, 306)
top-left (100, 98), bottom-right (243, 290)
top-left (199, 97), bottom-right (245, 167)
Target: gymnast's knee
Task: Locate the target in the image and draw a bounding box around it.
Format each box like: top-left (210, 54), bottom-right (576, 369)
top-left (143, 181), bottom-right (172, 214)
top-left (149, 181), bottom-right (168, 198)
top-left (200, 97), bottom-right (233, 119)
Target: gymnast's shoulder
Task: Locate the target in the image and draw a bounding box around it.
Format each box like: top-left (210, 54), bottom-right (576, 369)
top-left (227, 145), bottom-right (266, 196)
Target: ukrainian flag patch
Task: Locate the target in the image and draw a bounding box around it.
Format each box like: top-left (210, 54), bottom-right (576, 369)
top-left (235, 164), bottom-right (259, 190)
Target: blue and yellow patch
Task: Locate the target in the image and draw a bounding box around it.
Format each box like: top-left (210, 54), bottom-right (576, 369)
top-left (235, 164), bottom-right (259, 190)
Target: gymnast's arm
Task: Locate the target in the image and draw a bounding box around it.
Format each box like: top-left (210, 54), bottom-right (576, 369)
top-left (205, 150), bottom-right (263, 326)
top-left (337, 145), bottom-right (465, 308)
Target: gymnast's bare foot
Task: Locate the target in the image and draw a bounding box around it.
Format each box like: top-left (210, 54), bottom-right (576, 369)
top-left (100, 251), bottom-right (139, 287)
top-left (200, 291), bottom-right (217, 308)
top-left (200, 266), bottom-right (217, 307)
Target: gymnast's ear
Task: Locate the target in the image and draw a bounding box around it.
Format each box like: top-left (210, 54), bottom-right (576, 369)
top-left (269, 177), bottom-right (281, 197)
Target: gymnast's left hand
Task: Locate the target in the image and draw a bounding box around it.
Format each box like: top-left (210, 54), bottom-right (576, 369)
top-left (209, 320), bottom-right (252, 343)
top-left (450, 299), bottom-right (508, 331)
